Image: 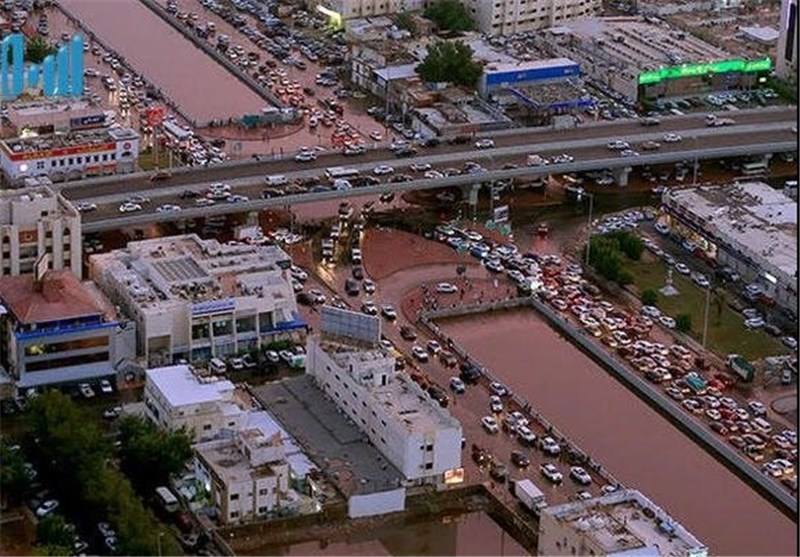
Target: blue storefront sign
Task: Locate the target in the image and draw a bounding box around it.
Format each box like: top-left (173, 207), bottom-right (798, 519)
top-left (1, 33), bottom-right (84, 100)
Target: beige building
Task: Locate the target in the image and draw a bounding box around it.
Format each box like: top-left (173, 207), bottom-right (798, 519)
top-left (538, 489), bottom-right (707, 557)
top-left (143, 364), bottom-right (245, 441)
top-left (194, 427), bottom-right (293, 524)
top-left (90, 234), bottom-right (303, 367)
top-left (306, 323), bottom-right (462, 484)
top-left (463, 0), bottom-right (599, 35)
top-left (313, 0), bottom-right (426, 20)
top-left (0, 185), bottom-right (82, 279)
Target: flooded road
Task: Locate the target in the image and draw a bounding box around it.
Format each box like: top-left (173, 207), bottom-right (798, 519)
top-left (240, 512), bottom-right (527, 556)
top-left (59, 0), bottom-right (266, 122)
top-left (440, 309), bottom-right (797, 556)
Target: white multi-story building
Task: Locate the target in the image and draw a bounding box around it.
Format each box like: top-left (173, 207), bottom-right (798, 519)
top-left (306, 327), bottom-right (462, 484)
top-left (313, 0), bottom-right (426, 20)
top-left (0, 185), bottom-right (82, 278)
top-left (777, 0), bottom-right (798, 79)
top-left (89, 234), bottom-right (304, 367)
top-left (463, 0), bottom-right (599, 35)
top-left (538, 489), bottom-right (708, 557)
top-left (143, 364), bottom-right (244, 441)
top-left (194, 427), bottom-right (293, 524)
top-left (0, 127), bottom-right (139, 185)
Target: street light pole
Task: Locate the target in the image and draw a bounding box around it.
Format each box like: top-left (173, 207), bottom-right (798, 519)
top-left (702, 285), bottom-right (711, 349)
top-left (692, 135), bottom-right (699, 186)
top-left (583, 191), bottom-right (595, 267)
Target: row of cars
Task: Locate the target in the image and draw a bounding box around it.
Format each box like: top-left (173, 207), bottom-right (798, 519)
top-left (535, 249), bottom-right (798, 491)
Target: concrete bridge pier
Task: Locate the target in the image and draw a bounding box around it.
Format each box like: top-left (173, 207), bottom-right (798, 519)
top-left (613, 166), bottom-right (632, 187)
top-left (461, 183), bottom-right (481, 220)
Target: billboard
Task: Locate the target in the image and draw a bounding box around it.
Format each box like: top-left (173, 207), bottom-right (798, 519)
top-left (638, 57), bottom-right (772, 85)
top-left (320, 306), bottom-right (381, 345)
top-left (1, 33), bottom-right (84, 99)
top-left (493, 205), bottom-right (510, 224)
top-left (70, 114), bottom-right (107, 130)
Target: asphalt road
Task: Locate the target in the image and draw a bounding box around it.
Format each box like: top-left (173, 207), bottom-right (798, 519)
top-left (79, 123), bottom-right (797, 232)
top-left (60, 106), bottom-right (797, 200)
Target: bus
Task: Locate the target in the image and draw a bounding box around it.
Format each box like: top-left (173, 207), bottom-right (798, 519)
top-left (325, 166), bottom-right (360, 179)
top-left (740, 160), bottom-right (767, 176)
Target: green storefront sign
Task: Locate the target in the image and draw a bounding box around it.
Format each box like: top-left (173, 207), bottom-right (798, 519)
top-left (638, 57), bottom-right (773, 85)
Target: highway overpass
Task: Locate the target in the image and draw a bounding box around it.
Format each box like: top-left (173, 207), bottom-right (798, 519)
top-left (79, 122), bottom-right (797, 232)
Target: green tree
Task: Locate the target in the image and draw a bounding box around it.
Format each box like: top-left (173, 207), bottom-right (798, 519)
top-left (712, 287), bottom-right (726, 325)
top-left (36, 515), bottom-right (74, 550)
top-left (424, 0), bottom-right (475, 32)
top-left (26, 36), bottom-right (56, 64)
top-left (27, 393), bottom-right (182, 556)
top-left (117, 415), bottom-right (193, 493)
top-left (395, 12), bottom-right (416, 33)
top-left (416, 40), bottom-right (482, 87)
top-left (0, 439), bottom-right (31, 504)
top-left (641, 289), bottom-right (659, 307)
top-left (676, 313), bottom-right (692, 332)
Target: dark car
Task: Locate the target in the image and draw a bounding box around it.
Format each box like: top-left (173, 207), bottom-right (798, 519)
top-left (345, 278), bottom-right (360, 296)
top-left (351, 266), bottom-right (364, 280)
top-left (489, 462), bottom-right (508, 482)
top-left (394, 147), bottom-right (417, 158)
top-left (510, 451), bottom-right (530, 468)
top-left (427, 385), bottom-right (449, 408)
top-left (400, 326), bottom-right (417, 341)
top-left (296, 292), bottom-right (314, 306)
top-left (459, 362), bottom-right (482, 384)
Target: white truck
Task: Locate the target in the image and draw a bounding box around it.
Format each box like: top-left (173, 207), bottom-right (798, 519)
top-left (513, 479), bottom-right (547, 513)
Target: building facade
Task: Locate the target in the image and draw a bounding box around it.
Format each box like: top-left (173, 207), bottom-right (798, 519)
top-left (777, 0), bottom-right (798, 80)
top-left (0, 270), bottom-right (135, 391)
top-left (464, 0), bottom-right (599, 35)
top-left (5, 99), bottom-right (110, 136)
top-left (0, 185), bottom-right (82, 278)
top-left (662, 182), bottom-right (797, 315)
top-left (306, 332), bottom-right (462, 484)
top-left (313, 0), bottom-right (427, 22)
top-left (0, 127), bottom-right (139, 185)
top-left (143, 364), bottom-right (244, 441)
top-left (538, 489), bottom-right (707, 557)
top-left (90, 234), bottom-right (304, 367)
top-left (194, 428), bottom-right (292, 524)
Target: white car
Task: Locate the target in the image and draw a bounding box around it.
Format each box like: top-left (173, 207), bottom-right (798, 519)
top-left (76, 202), bottom-right (97, 212)
top-left (156, 204), bottom-right (181, 213)
top-left (691, 273), bottom-right (710, 288)
top-left (265, 350), bottom-right (280, 364)
top-left (781, 337), bottom-right (798, 350)
top-left (540, 463), bottom-right (563, 484)
top-left (436, 282), bottom-right (458, 294)
top-left (489, 395), bottom-right (503, 413)
top-left (744, 317), bottom-right (765, 329)
top-left (748, 400), bottom-right (767, 416)
top-left (475, 139), bottom-right (495, 149)
top-left (655, 222), bottom-right (670, 235)
top-left (675, 263), bottom-right (691, 275)
top-left (489, 381), bottom-right (509, 397)
top-left (540, 436), bottom-right (561, 456)
top-left (79, 383), bottom-right (95, 398)
top-left (99, 379), bottom-right (113, 394)
top-left (570, 466), bottom-right (592, 485)
top-left (607, 140), bottom-right (629, 150)
top-left (363, 279), bottom-right (376, 294)
top-left (119, 202), bottom-right (142, 213)
top-left (659, 315), bottom-right (676, 329)
top-left (641, 305), bottom-right (661, 318)
top-left (517, 425), bottom-right (536, 445)
top-left (381, 305), bottom-right (397, 320)
top-left (294, 150), bottom-right (317, 162)
top-left (411, 345), bottom-right (429, 362)
top-left (449, 377), bottom-right (466, 393)
top-left (35, 499), bottom-right (59, 518)
top-left (481, 416), bottom-right (499, 434)
top-left (662, 133), bottom-right (682, 143)
top-left (373, 164), bottom-right (394, 175)
top-left (411, 162), bottom-right (432, 172)
top-left (369, 131), bottom-right (383, 141)
top-left (426, 340), bottom-right (442, 354)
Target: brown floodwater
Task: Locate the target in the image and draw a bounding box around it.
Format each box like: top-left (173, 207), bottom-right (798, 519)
top-left (440, 309), bottom-right (797, 556)
top-left (60, 0), bottom-right (266, 122)
top-left (243, 511), bottom-right (527, 556)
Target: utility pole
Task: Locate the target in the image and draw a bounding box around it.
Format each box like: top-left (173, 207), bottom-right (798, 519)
top-left (702, 285), bottom-right (711, 349)
top-left (581, 191), bottom-right (595, 267)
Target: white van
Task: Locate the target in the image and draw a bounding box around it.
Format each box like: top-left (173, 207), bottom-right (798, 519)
top-left (155, 486), bottom-right (179, 513)
top-left (209, 358), bottom-right (227, 375)
top-left (265, 174), bottom-right (288, 186)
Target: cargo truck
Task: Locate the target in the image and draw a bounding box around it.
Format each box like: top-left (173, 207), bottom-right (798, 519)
top-left (513, 478), bottom-right (547, 513)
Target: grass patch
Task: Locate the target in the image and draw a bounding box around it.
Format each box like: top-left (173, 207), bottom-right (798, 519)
top-left (626, 254), bottom-right (787, 361)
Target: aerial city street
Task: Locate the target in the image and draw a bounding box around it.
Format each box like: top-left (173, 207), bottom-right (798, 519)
top-left (0, 0), bottom-right (797, 555)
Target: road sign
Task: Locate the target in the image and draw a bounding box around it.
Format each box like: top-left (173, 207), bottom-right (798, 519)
top-left (493, 205), bottom-right (509, 224)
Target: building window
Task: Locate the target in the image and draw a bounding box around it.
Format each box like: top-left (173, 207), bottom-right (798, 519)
top-left (425, 462), bottom-right (433, 470)
top-left (236, 315), bottom-right (256, 333)
top-left (258, 506), bottom-right (268, 514)
top-left (230, 493), bottom-right (239, 501)
top-left (212, 318), bottom-right (233, 336)
top-left (230, 511), bottom-right (239, 518)
top-left (203, 424), bottom-right (212, 431)
top-left (426, 444), bottom-right (433, 451)
top-left (259, 488), bottom-right (268, 495)
top-left (192, 322), bottom-right (210, 340)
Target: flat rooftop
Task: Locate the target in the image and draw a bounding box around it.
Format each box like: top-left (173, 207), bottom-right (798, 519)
top-left (664, 182), bottom-right (797, 282)
top-left (0, 127), bottom-right (130, 154)
top-left (146, 364), bottom-right (235, 408)
top-left (317, 337), bottom-right (460, 434)
top-left (195, 431), bottom-right (281, 483)
top-left (559, 16), bottom-right (730, 71)
top-left (253, 376), bottom-right (404, 497)
top-left (91, 234), bottom-right (294, 308)
top-left (543, 489), bottom-right (707, 557)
